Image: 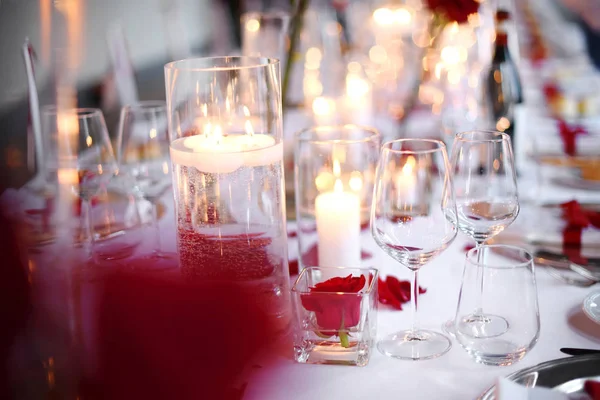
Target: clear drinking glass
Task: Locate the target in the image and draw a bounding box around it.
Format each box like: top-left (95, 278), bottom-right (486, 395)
top-left (292, 266), bottom-right (378, 366)
top-left (442, 130), bottom-right (519, 337)
top-left (454, 245), bottom-right (540, 366)
top-left (42, 107), bottom-right (119, 263)
top-left (164, 57), bottom-right (291, 331)
top-left (117, 100), bottom-right (177, 269)
top-left (294, 125), bottom-right (381, 271)
top-left (371, 139), bottom-right (458, 360)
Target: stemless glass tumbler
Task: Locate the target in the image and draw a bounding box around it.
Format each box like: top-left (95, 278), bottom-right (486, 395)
top-left (164, 57), bottom-right (291, 330)
top-left (371, 139), bottom-right (458, 360)
top-left (454, 245), bottom-right (540, 366)
top-left (294, 125), bottom-right (381, 271)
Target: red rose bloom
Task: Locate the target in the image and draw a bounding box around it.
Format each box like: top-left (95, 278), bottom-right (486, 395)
top-left (301, 274), bottom-right (366, 347)
top-left (425, 0), bottom-right (480, 24)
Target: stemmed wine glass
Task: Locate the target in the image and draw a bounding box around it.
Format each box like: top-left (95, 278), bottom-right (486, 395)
top-left (371, 139), bottom-right (458, 360)
top-left (442, 130), bottom-right (519, 338)
top-left (43, 107), bottom-right (119, 262)
top-left (117, 101), bottom-right (177, 268)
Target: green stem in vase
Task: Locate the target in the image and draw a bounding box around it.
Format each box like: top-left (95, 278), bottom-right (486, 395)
top-left (282, 0), bottom-right (310, 107)
top-left (338, 330), bottom-right (350, 348)
top-left (338, 313), bottom-right (350, 348)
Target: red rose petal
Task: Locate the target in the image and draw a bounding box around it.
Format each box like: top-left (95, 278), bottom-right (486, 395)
top-left (463, 244), bottom-right (475, 253)
top-left (302, 275), bottom-right (366, 331)
top-left (288, 259), bottom-right (299, 276)
top-left (377, 275), bottom-right (427, 310)
top-left (377, 278), bottom-right (402, 310)
top-left (584, 380), bottom-right (600, 400)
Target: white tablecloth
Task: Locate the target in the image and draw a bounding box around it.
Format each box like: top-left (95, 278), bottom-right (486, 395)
top-left (146, 175), bottom-right (600, 400)
top-left (240, 228), bottom-right (599, 400)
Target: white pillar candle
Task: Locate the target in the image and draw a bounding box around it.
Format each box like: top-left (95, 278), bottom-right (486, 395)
top-left (315, 179), bottom-right (361, 268)
top-left (169, 125), bottom-right (283, 174)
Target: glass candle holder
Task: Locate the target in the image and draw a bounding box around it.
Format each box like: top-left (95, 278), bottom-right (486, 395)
top-left (294, 125), bottom-right (381, 271)
top-left (164, 57), bottom-right (291, 329)
top-left (292, 266), bottom-right (378, 366)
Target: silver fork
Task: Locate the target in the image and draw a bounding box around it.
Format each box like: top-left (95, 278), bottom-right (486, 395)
top-left (543, 264), bottom-right (598, 287)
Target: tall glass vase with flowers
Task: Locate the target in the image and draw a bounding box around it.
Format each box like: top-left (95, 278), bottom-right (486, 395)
top-left (403, 0), bottom-right (482, 122)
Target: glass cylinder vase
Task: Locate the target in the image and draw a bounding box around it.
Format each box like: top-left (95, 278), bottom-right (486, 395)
top-left (294, 125), bottom-right (381, 272)
top-left (164, 57), bottom-right (290, 328)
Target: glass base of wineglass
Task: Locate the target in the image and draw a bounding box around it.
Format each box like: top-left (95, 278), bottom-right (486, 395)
top-left (442, 319), bottom-right (456, 337)
top-left (377, 329), bottom-right (452, 360)
top-left (456, 313), bottom-right (509, 339)
top-left (132, 252), bottom-right (179, 271)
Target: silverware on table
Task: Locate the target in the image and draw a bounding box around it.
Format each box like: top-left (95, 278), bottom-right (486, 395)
top-left (560, 347), bottom-right (600, 356)
top-left (491, 245), bottom-right (599, 286)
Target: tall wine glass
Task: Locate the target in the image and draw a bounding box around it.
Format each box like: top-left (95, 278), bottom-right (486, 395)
top-left (371, 139), bottom-right (458, 360)
top-left (442, 130), bottom-right (519, 338)
top-left (43, 107), bottom-right (119, 262)
top-left (117, 101), bottom-right (177, 269)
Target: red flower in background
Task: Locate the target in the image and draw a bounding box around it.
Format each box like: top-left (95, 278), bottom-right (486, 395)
top-left (425, 0), bottom-right (480, 24)
top-left (301, 274), bottom-right (366, 347)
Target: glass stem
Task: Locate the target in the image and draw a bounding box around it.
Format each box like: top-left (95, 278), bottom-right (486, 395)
top-left (410, 269), bottom-right (419, 335)
top-left (474, 239), bottom-right (486, 315)
top-left (81, 198), bottom-right (95, 262)
top-left (150, 201), bottom-right (162, 256)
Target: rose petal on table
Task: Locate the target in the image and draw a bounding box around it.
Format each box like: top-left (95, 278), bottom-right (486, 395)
top-left (463, 244), bottom-right (475, 253)
top-left (289, 259), bottom-right (299, 276)
top-left (377, 278), bottom-right (403, 310)
top-left (584, 380), bottom-right (600, 400)
top-left (287, 230), bottom-right (298, 239)
top-left (377, 276), bottom-right (426, 310)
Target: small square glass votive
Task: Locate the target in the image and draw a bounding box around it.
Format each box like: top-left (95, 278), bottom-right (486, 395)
top-left (292, 267), bottom-right (378, 366)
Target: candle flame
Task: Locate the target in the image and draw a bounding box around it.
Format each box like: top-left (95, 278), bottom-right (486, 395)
top-left (333, 159), bottom-right (341, 177)
top-left (334, 179), bottom-right (343, 193)
top-left (244, 119), bottom-right (255, 136)
top-left (346, 75), bottom-right (369, 99)
top-left (349, 171), bottom-right (363, 191)
top-left (305, 47), bottom-right (322, 70)
top-left (315, 171), bottom-right (334, 192)
top-left (243, 106), bottom-right (250, 117)
top-left (162, 161), bottom-right (169, 175)
top-left (58, 168), bottom-right (79, 185)
top-left (40, 0), bottom-right (51, 64)
top-left (203, 122), bottom-right (212, 138)
top-left (213, 125), bottom-right (222, 145)
top-left (246, 18), bottom-right (260, 33)
top-left (312, 96), bottom-right (335, 116)
top-left (403, 156), bottom-right (415, 175)
top-left (373, 8), bottom-right (393, 25)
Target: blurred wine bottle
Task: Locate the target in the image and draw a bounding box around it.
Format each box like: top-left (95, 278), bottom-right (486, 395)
top-left (485, 9), bottom-right (523, 150)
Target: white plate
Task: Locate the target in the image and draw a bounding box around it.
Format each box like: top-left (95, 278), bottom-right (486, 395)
top-left (583, 291), bottom-right (600, 325)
